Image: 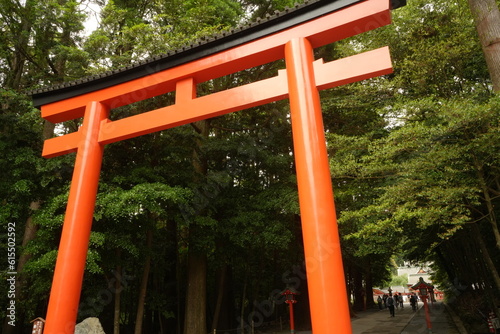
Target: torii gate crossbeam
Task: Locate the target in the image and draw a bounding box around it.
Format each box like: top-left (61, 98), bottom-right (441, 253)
top-left (33, 0), bottom-right (400, 332)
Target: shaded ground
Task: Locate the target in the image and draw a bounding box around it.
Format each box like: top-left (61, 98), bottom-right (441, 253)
top-left (259, 301), bottom-right (467, 333)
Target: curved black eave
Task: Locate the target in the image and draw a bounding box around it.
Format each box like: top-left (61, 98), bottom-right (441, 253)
top-left (30, 0), bottom-right (405, 108)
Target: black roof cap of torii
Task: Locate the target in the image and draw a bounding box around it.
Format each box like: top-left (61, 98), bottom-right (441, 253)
top-left (29, 0), bottom-right (406, 108)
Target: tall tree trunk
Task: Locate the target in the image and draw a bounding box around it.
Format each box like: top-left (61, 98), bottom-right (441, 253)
top-left (475, 161), bottom-right (500, 249)
top-left (183, 252), bottom-right (208, 334)
top-left (467, 0), bottom-right (500, 92)
top-left (295, 274), bottom-right (311, 330)
top-left (16, 201), bottom-right (40, 274)
top-left (211, 264), bottom-right (227, 331)
top-left (364, 262), bottom-right (375, 309)
top-left (114, 249), bottom-right (122, 334)
top-left (176, 219), bottom-right (184, 334)
top-left (352, 266), bottom-right (364, 311)
top-left (4, 0), bottom-right (35, 89)
top-left (470, 224), bottom-right (500, 292)
top-left (240, 274), bottom-right (248, 334)
top-left (183, 119), bottom-right (210, 334)
top-left (134, 229), bottom-right (153, 334)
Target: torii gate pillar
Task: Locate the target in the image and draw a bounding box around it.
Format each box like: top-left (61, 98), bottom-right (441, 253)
top-left (43, 102), bottom-right (108, 334)
top-left (286, 37), bottom-right (350, 331)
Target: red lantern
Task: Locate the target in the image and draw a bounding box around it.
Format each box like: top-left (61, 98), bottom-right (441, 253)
top-left (411, 277), bottom-right (433, 331)
top-left (282, 288), bottom-right (299, 333)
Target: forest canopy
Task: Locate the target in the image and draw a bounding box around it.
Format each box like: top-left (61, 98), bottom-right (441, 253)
top-left (1, 0), bottom-right (499, 333)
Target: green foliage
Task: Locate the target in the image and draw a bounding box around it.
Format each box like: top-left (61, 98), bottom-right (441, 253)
top-left (84, 0), bottom-right (243, 70)
top-left (95, 183), bottom-right (191, 222)
top-left (390, 274), bottom-right (408, 287)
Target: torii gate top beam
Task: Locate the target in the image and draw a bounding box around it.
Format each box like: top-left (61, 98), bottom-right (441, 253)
top-left (35, 0), bottom-right (403, 159)
top-left (31, 0), bottom-right (405, 120)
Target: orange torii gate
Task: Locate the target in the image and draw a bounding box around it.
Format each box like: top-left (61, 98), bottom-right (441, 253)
top-left (31, 0), bottom-right (404, 332)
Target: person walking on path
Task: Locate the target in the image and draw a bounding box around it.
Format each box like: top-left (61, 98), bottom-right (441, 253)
top-left (399, 293), bottom-right (404, 309)
top-left (387, 293), bottom-right (395, 317)
top-left (410, 293), bottom-right (418, 312)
